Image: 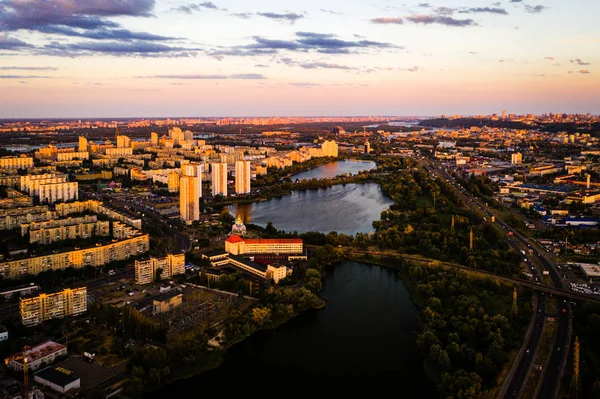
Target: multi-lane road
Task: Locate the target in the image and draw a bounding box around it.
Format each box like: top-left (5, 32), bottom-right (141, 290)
top-left (418, 156), bottom-right (574, 399)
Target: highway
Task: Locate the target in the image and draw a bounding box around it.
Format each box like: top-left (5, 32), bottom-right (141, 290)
top-left (418, 156), bottom-right (572, 399)
top-left (505, 292), bottom-right (546, 398)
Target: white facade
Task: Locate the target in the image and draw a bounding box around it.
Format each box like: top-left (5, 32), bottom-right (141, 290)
top-left (7, 341), bottom-right (67, 372)
top-left (321, 140), bottom-right (338, 157)
top-left (235, 160), bottom-right (251, 194)
top-left (38, 182), bottom-right (78, 204)
top-left (211, 162), bottom-right (228, 197)
top-left (179, 176), bottom-right (200, 221)
top-left (0, 156), bottom-right (33, 169)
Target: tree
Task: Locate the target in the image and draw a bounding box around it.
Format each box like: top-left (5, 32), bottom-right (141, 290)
top-left (265, 221), bottom-right (278, 237)
top-left (199, 266), bottom-right (207, 285)
top-left (251, 307), bottom-right (271, 326)
top-left (155, 267), bottom-right (163, 282)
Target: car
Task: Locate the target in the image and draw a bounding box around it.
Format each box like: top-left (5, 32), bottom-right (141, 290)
top-left (512, 390), bottom-right (518, 396)
top-left (526, 349), bottom-right (530, 354)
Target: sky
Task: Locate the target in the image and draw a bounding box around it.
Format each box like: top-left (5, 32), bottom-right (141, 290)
top-left (0, 0), bottom-right (599, 118)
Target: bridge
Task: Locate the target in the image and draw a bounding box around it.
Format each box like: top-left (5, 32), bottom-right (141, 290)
top-left (346, 249), bottom-right (600, 304)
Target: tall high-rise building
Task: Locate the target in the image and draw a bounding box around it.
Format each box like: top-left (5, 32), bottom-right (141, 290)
top-left (502, 110), bottom-right (507, 119)
top-left (116, 134), bottom-right (130, 148)
top-left (364, 140), bottom-right (371, 154)
top-left (511, 152), bottom-right (523, 165)
top-left (211, 162), bottom-right (228, 197)
top-left (78, 136), bottom-right (88, 152)
top-left (181, 162), bottom-right (203, 198)
top-left (235, 160), bottom-right (251, 194)
top-left (168, 171), bottom-right (180, 193)
top-left (179, 176), bottom-right (200, 222)
top-left (151, 132), bottom-right (159, 146)
top-left (321, 140), bottom-right (339, 157)
top-left (169, 127), bottom-right (184, 145)
top-left (181, 162), bottom-right (203, 178)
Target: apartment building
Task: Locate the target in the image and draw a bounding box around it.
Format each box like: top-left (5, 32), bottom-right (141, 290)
top-left (38, 182), bottom-right (78, 204)
top-left (27, 220), bottom-right (110, 245)
top-left (112, 221), bottom-right (139, 239)
top-left (235, 160), bottom-right (251, 194)
top-left (321, 140), bottom-right (339, 157)
top-left (0, 206), bottom-right (57, 231)
top-left (20, 287), bottom-right (87, 327)
top-left (0, 234), bottom-right (149, 279)
top-left (0, 156), bottom-right (34, 169)
top-left (211, 162), bottom-right (228, 197)
top-left (55, 200), bottom-right (142, 229)
top-left (56, 151), bottom-right (89, 161)
top-left (135, 254), bottom-right (185, 285)
top-left (21, 215), bottom-right (100, 235)
top-left (179, 175), bottom-right (200, 222)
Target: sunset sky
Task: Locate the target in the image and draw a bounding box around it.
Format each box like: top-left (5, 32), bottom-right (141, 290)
top-left (0, 0), bottom-right (598, 118)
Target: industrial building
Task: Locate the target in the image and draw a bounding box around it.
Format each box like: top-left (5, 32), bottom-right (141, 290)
top-left (34, 367), bottom-right (81, 394)
top-left (576, 263), bottom-right (600, 282)
top-left (152, 291), bottom-right (183, 315)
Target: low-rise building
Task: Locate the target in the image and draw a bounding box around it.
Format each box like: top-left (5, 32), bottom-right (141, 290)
top-left (6, 341), bottom-right (67, 372)
top-left (152, 291), bottom-right (183, 315)
top-left (34, 367), bottom-right (80, 394)
top-left (205, 253), bottom-right (291, 284)
top-left (225, 235), bottom-right (303, 255)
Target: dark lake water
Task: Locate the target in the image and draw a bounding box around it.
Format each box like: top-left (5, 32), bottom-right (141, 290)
top-left (229, 183), bottom-right (393, 235)
top-left (290, 159), bottom-right (376, 181)
top-left (149, 260), bottom-right (434, 395)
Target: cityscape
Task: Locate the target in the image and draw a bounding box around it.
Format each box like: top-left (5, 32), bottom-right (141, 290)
top-left (0, 0), bottom-right (599, 398)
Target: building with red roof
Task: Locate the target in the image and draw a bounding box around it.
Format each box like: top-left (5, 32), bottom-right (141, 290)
top-left (225, 235), bottom-right (303, 256)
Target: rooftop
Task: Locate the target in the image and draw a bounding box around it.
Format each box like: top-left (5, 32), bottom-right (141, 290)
top-left (225, 235), bottom-right (303, 245)
top-left (245, 237), bottom-right (303, 244)
top-left (152, 290), bottom-right (183, 303)
top-left (575, 263), bottom-right (600, 277)
top-left (225, 235), bottom-right (244, 244)
top-left (34, 367), bottom-right (79, 388)
top-left (229, 254), bottom-right (268, 272)
top-left (11, 341), bottom-right (66, 364)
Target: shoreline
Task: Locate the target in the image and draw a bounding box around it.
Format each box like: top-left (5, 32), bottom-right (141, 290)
top-left (144, 297), bottom-right (327, 396)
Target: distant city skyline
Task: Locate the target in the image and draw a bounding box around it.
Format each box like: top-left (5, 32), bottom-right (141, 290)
top-left (1, 0), bottom-right (598, 117)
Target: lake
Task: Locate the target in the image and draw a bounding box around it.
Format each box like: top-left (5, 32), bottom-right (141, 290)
top-left (148, 260), bottom-right (434, 395)
top-left (230, 183), bottom-right (392, 235)
top-left (290, 159), bottom-right (376, 181)
top-left (229, 160), bottom-right (391, 235)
